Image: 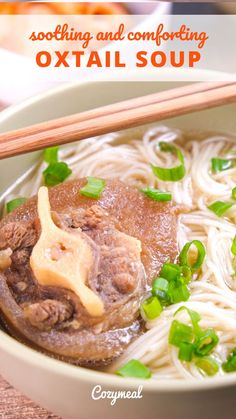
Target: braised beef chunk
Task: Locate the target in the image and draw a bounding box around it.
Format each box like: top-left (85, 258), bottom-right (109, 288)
top-left (23, 299), bottom-right (73, 331)
top-left (0, 222), bottom-right (37, 251)
top-left (0, 179), bottom-right (178, 365)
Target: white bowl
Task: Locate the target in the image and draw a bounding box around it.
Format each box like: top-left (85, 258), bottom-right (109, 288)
top-left (1, 73), bottom-right (236, 419)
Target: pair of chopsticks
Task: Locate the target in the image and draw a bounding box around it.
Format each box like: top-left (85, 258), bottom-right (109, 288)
top-left (0, 81), bottom-right (236, 160)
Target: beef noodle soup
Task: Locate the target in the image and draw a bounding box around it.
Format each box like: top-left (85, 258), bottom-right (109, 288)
top-left (1, 125), bottom-right (236, 380)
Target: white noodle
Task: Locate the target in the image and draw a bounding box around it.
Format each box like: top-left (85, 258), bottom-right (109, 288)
top-left (2, 125), bottom-right (236, 380)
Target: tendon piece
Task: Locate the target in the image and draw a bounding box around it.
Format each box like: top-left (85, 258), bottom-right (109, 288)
top-left (0, 179), bottom-right (178, 365)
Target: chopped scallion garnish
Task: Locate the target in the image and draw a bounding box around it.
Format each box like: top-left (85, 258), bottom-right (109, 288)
top-left (194, 328), bottom-right (219, 357)
top-left (174, 307), bottom-right (218, 356)
top-left (43, 162), bottom-right (72, 187)
top-left (160, 262), bottom-right (180, 282)
top-left (6, 197), bottom-right (27, 213)
top-left (178, 342), bottom-right (195, 362)
top-left (180, 265), bottom-right (192, 284)
top-left (151, 142), bottom-right (186, 182)
top-left (232, 187), bottom-right (236, 201)
top-left (43, 146), bottom-right (59, 164)
top-left (141, 296), bottom-right (163, 320)
top-left (211, 157), bottom-right (236, 173)
top-left (43, 146), bottom-right (72, 187)
top-left (152, 277), bottom-right (169, 293)
top-left (80, 177), bottom-right (105, 199)
top-left (195, 356), bottom-right (219, 376)
top-left (222, 348), bottom-right (236, 373)
top-left (152, 277), bottom-right (170, 305)
top-left (174, 306), bottom-right (201, 334)
top-left (169, 307), bottom-right (219, 363)
top-left (149, 241), bottom-right (204, 314)
top-left (116, 359), bottom-right (152, 379)
top-left (169, 320), bottom-right (194, 347)
top-left (152, 258), bottom-right (193, 307)
top-left (168, 279), bottom-right (190, 303)
top-left (179, 240), bottom-right (206, 272)
top-left (208, 201), bottom-right (233, 217)
top-left (231, 235), bottom-right (236, 256)
top-left (141, 187), bottom-right (172, 202)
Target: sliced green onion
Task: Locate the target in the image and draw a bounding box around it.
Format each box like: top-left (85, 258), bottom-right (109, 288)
top-left (152, 277), bottom-right (170, 304)
top-left (80, 177), bottom-right (105, 199)
top-left (141, 187), bottom-right (172, 202)
top-left (195, 356), bottom-right (219, 376)
top-left (43, 145), bottom-right (72, 187)
top-left (231, 235), bottom-right (236, 256)
top-left (211, 157), bottom-right (236, 174)
top-left (6, 197), bottom-right (27, 213)
top-left (180, 265), bottom-right (192, 284)
top-left (232, 187), bottom-right (236, 201)
top-left (160, 262), bottom-right (180, 282)
top-left (168, 320), bottom-right (194, 347)
top-left (152, 290), bottom-right (169, 304)
top-left (208, 201), bottom-right (233, 217)
top-left (194, 328), bottom-right (219, 357)
top-left (152, 277), bottom-right (169, 293)
top-left (43, 162), bottom-right (72, 187)
top-left (151, 142), bottom-right (186, 182)
top-left (222, 348), bottom-right (236, 373)
top-left (44, 146), bottom-right (59, 164)
top-left (141, 296), bottom-right (163, 320)
top-left (178, 342), bottom-right (195, 362)
top-left (179, 240), bottom-right (206, 272)
top-left (157, 261), bottom-right (192, 305)
top-left (116, 359), bottom-right (152, 379)
top-left (170, 307), bottom-right (219, 366)
top-left (168, 279), bottom-right (190, 304)
top-left (174, 306), bottom-right (201, 334)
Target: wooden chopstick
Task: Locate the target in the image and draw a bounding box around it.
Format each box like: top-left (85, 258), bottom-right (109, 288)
top-left (0, 81), bottom-right (236, 160)
top-left (1, 81), bottom-right (233, 142)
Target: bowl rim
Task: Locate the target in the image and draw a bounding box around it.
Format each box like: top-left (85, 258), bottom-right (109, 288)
top-left (0, 68), bottom-right (232, 129)
top-left (1, 328), bottom-right (236, 392)
top-left (1, 70), bottom-right (236, 393)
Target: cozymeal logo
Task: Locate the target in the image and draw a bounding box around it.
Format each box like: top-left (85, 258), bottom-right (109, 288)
top-left (28, 22), bottom-right (209, 69)
top-left (91, 385), bottom-right (143, 405)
